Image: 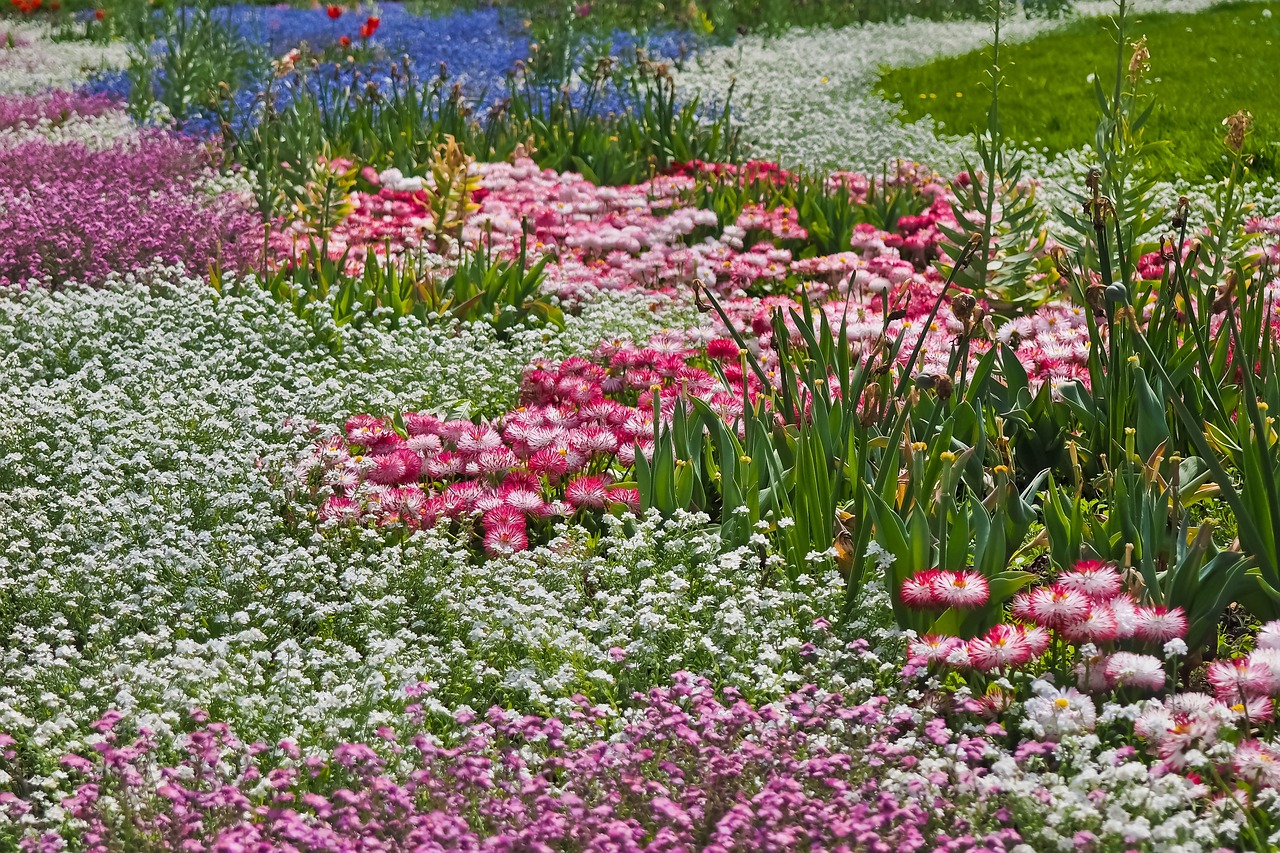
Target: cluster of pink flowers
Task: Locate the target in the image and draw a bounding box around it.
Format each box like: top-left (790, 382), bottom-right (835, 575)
top-left (3, 675), bottom-right (1029, 853)
top-left (0, 118), bottom-right (258, 287)
top-left (266, 156), bottom-right (955, 302)
top-left (910, 624), bottom-right (1051, 673)
top-left (901, 569), bottom-right (991, 609)
top-left (909, 561), bottom-right (1186, 681)
top-left (0, 90), bottom-right (118, 131)
top-left (296, 331), bottom-right (749, 554)
top-left (1132, 626), bottom-right (1280, 792)
top-left (266, 152), bottom-right (1111, 395)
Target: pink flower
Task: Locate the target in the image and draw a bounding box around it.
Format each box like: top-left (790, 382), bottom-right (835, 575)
top-left (319, 495), bottom-right (360, 523)
top-left (564, 475), bottom-right (610, 510)
top-left (1235, 740), bottom-right (1280, 788)
top-left (901, 570), bottom-right (943, 609)
top-left (482, 507), bottom-right (528, 557)
top-left (930, 571), bottom-right (990, 609)
top-left (1056, 561), bottom-right (1123, 600)
top-left (706, 338), bottom-right (740, 360)
top-left (1060, 604), bottom-right (1121, 644)
top-left (908, 634), bottom-right (963, 664)
top-left (1207, 657), bottom-right (1280, 702)
top-left (1258, 619), bottom-right (1280, 650)
top-left (967, 624), bottom-right (1032, 671)
top-left (1015, 584), bottom-right (1091, 630)
top-left (1133, 606), bottom-right (1188, 643)
top-left (1104, 652), bottom-right (1165, 691)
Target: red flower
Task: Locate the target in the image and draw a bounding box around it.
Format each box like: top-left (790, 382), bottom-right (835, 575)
top-left (94, 7), bottom-right (106, 19)
top-left (339, 35), bottom-right (351, 47)
top-left (326, 4), bottom-right (342, 19)
top-left (359, 15), bottom-right (380, 38)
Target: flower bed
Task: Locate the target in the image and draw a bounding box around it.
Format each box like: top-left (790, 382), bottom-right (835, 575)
top-left (4, 4), bottom-right (1280, 851)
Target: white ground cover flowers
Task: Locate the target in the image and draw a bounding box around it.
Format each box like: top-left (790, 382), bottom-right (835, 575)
top-left (677, 0), bottom-right (1280, 221)
top-left (0, 23), bottom-right (129, 94)
top-left (0, 270), bottom-right (861, 789)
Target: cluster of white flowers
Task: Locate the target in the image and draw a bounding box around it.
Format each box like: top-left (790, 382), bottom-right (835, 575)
top-left (0, 23), bottom-right (129, 94)
top-left (0, 107), bottom-right (138, 149)
top-left (677, 0), bottom-right (1280, 226)
top-left (0, 270), bottom-right (870, 808)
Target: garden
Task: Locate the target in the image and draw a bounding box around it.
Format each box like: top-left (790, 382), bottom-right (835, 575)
top-left (0, 0), bottom-right (1279, 849)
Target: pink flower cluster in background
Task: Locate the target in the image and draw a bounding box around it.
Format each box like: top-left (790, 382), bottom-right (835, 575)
top-left (0, 90), bottom-right (118, 131)
top-left (0, 96), bottom-right (258, 288)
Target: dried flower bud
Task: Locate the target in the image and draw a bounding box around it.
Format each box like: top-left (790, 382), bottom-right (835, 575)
top-left (1085, 283), bottom-right (1107, 313)
top-left (1127, 36), bottom-right (1150, 83)
top-left (934, 374), bottom-right (954, 402)
top-left (1223, 110), bottom-right (1253, 153)
top-left (860, 382), bottom-right (882, 426)
top-left (1172, 196), bottom-right (1190, 229)
top-left (950, 292), bottom-right (976, 324)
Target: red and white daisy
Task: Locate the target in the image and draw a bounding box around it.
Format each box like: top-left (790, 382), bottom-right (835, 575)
top-left (967, 624), bottom-right (1033, 671)
top-left (1235, 740), bottom-right (1280, 789)
top-left (1133, 605), bottom-right (1188, 643)
top-left (1061, 604), bottom-right (1121, 644)
top-left (901, 570), bottom-right (944, 609)
top-left (1207, 657), bottom-right (1280, 703)
top-left (931, 571), bottom-right (990, 609)
top-left (1020, 584), bottom-right (1091, 630)
top-left (1104, 652), bottom-right (1166, 691)
top-left (908, 634), bottom-right (964, 664)
top-left (1056, 561), bottom-right (1123, 600)
top-left (564, 475), bottom-right (610, 510)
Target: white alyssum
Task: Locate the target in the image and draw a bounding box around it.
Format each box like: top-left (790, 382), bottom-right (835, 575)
top-left (0, 270), bottom-right (860, 813)
top-left (0, 24), bottom-right (129, 94)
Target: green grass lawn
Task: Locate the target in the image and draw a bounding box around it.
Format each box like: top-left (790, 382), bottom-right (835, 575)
top-left (879, 2), bottom-right (1280, 181)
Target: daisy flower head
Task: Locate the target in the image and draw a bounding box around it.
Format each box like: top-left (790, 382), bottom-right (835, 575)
top-left (1056, 560), bottom-right (1123, 600)
top-left (908, 634), bottom-right (964, 665)
top-left (1258, 619), bottom-right (1280, 650)
top-left (1061, 603), bottom-right (1121, 644)
top-left (967, 624), bottom-right (1033, 671)
top-left (1022, 584), bottom-right (1091, 630)
top-left (1024, 683), bottom-right (1096, 739)
top-left (931, 570), bottom-right (990, 609)
top-left (564, 474), bottom-right (610, 510)
top-left (1104, 651), bottom-right (1166, 691)
top-left (901, 570), bottom-right (944, 609)
top-left (1134, 605), bottom-right (1188, 643)
top-left (481, 507), bottom-right (528, 557)
top-left (1206, 657), bottom-right (1280, 703)
top-left (1222, 695), bottom-right (1274, 723)
top-left (1235, 740), bottom-right (1280, 789)
top-left (1019, 625), bottom-right (1051, 657)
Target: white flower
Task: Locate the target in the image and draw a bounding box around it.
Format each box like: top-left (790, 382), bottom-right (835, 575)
top-left (1024, 682), bottom-right (1097, 739)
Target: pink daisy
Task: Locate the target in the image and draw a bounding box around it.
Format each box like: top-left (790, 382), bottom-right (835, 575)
top-left (1206, 657), bottom-right (1280, 702)
top-left (1235, 741), bottom-right (1280, 789)
top-left (1061, 604), bottom-right (1121, 644)
top-left (565, 475), bottom-right (611, 510)
top-left (1258, 620), bottom-right (1280, 650)
top-left (1133, 606), bottom-right (1188, 643)
top-left (1021, 585), bottom-right (1091, 630)
top-left (908, 634), bottom-right (964, 664)
top-left (1056, 562), bottom-right (1123, 600)
top-left (930, 571), bottom-right (990, 609)
top-left (1104, 652), bottom-right (1166, 691)
top-left (967, 624), bottom-right (1033, 671)
top-left (901, 570), bottom-right (944, 609)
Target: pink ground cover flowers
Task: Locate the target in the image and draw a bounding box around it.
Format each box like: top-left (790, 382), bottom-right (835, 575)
top-left (3, 674), bottom-right (1028, 853)
top-left (0, 125), bottom-right (258, 287)
top-left (0, 90), bottom-right (118, 131)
